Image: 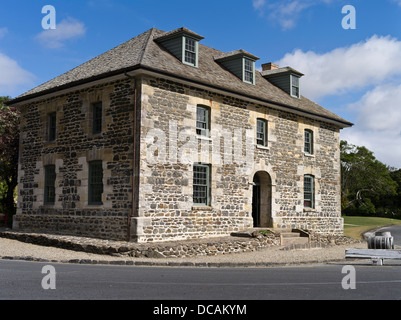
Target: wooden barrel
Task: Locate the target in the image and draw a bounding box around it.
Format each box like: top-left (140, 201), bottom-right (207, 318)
top-left (368, 232), bottom-right (394, 249)
top-left (375, 231), bottom-right (392, 237)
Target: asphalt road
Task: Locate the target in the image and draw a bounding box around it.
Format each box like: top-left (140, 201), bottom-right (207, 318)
top-left (1, 260), bottom-right (401, 301)
top-left (1, 225), bottom-right (401, 303)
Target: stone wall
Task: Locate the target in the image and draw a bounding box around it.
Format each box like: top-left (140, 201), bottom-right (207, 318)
top-left (16, 79), bottom-right (137, 241)
top-left (133, 75), bottom-right (343, 242)
top-left (16, 73), bottom-right (343, 243)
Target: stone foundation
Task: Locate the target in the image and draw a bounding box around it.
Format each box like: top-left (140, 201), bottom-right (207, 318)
top-left (0, 230), bottom-right (280, 258)
top-left (0, 230), bottom-right (361, 260)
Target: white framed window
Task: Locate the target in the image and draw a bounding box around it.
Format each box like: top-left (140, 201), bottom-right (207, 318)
top-left (92, 102), bottom-right (103, 134)
top-left (291, 74), bottom-right (300, 98)
top-left (244, 58), bottom-right (255, 84)
top-left (304, 175), bottom-right (315, 209)
top-left (89, 160), bottom-right (103, 205)
top-left (304, 129), bottom-right (314, 155)
top-left (48, 112), bottom-right (57, 142)
top-left (183, 37), bottom-right (198, 67)
top-left (256, 118), bottom-right (268, 147)
top-left (44, 165), bottom-right (56, 205)
top-left (196, 105), bottom-right (210, 137)
top-left (193, 163), bottom-right (211, 206)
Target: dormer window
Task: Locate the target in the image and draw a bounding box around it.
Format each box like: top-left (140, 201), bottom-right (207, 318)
top-left (154, 27), bottom-right (204, 68)
top-left (215, 50), bottom-right (259, 85)
top-left (184, 37), bottom-right (197, 66)
top-left (291, 74), bottom-right (300, 98)
top-left (244, 58), bottom-right (255, 84)
top-left (261, 63), bottom-right (304, 99)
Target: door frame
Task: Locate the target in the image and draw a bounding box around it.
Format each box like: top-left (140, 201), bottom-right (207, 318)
top-left (251, 171), bottom-right (272, 228)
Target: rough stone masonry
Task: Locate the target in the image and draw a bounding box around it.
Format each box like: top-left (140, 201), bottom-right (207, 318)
top-left (133, 76), bottom-right (343, 242)
top-left (14, 73), bottom-right (343, 242)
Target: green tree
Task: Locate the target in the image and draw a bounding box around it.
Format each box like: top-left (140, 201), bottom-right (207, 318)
top-left (0, 96), bottom-right (20, 222)
top-left (341, 140), bottom-right (397, 216)
top-left (390, 169), bottom-right (401, 208)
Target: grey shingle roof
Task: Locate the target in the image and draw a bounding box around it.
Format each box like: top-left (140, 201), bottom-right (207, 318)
top-left (154, 27), bottom-right (204, 42)
top-left (214, 49), bottom-right (260, 62)
top-left (261, 67), bottom-right (304, 77)
top-left (10, 27), bottom-right (352, 127)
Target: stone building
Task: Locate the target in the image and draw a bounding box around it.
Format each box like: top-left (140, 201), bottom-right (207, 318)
top-left (8, 27), bottom-right (352, 242)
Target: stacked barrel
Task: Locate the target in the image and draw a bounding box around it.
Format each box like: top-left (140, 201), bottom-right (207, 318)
top-left (368, 231), bottom-right (394, 250)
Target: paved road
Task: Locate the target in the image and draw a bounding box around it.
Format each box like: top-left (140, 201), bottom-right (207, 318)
top-left (1, 260), bottom-right (401, 301)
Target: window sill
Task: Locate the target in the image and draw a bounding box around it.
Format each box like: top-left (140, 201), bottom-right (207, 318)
top-left (304, 153), bottom-right (315, 158)
top-left (86, 203), bottom-right (104, 208)
top-left (256, 144), bottom-right (269, 151)
top-left (40, 204), bottom-right (55, 208)
top-left (303, 208), bottom-right (316, 212)
top-left (192, 206), bottom-right (213, 211)
top-left (88, 132), bottom-right (103, 139)
top-left (44, 140), bottom-right (57, 146)
top-left (183, 61), bottom-right (198, 68)
top-left (197, 135), bottom-right (212, 141)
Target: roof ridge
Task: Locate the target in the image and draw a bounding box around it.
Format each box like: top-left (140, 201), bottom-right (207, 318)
top-left (11, 28), bottom-right (156, 100)
top-left (138, 28), bottom-right (158, 65)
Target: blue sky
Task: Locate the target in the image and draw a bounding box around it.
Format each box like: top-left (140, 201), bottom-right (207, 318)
top-left (1, 0), bottom-right (401, 168)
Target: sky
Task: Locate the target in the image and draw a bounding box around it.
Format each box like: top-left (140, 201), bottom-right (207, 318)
top-left (1, 0), bottom-right (401, 169)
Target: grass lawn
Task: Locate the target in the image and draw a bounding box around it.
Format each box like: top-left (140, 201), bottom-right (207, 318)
top-left (343, 216), bottom-right (401, 240)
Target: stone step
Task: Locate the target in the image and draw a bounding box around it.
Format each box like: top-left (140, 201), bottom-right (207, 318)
top-left (280, 232), bottom-right (301, 238)
top-left (280, 231), bottom-right (309, 246)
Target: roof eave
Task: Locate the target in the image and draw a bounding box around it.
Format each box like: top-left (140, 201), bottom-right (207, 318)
top-left (8, 64), bottom-right (353, 128)
top-left (7, 64), bottom-right (143, 106)
top-left (214, 50), bottom-right (260, 62)
top-left (261, 67), bottom-right (304, 77)
top-left (136, 66), bottom-right (353, 128)
top-left (154, 27), bottom-right (205, 42)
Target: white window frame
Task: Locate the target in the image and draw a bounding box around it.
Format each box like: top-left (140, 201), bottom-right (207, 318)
top-left (304, 129), bottom-right (314, 155)
top-left (243, 58), bottom-right (255, 85)
top-left (304, 174), bottom-right (315, 209)
top-left (183, 36), bottom-right (199, 67)
top-left (193, 163), bottom-right (211, 206)
top-left (291, 74), bottom-right (300, 98)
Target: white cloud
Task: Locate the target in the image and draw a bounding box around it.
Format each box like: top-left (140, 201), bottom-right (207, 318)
top-left (253, 0), bottom-right (332, 30)
top-left (36, 18), bottom-right (86, 49)
top-left (350, 84), bottom-right (401, 131)
top-left (87, 0), bottom-right (114, 8)
top-left (0, 27), bottom-right (8, 39)
top-left (253, 0), bottom-right (266, 11)
top-left (271, 1), bottom-right (314, 30)
top-left (0, 52), bottom-right (35, 96)
top-left (275, 35), bottom-right (401, 168)
top-left (277, 35), bottom-right (401, 100)
top-left (342, 83), bottom-right (401, 168)
top-left (391, 0), bottom-right (401, 7)
top-left (342, 127), bottom-right (401, 169)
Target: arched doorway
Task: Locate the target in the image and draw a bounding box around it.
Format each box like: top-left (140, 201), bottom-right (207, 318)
top-left (252, 171), bottom-right (272, 228)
